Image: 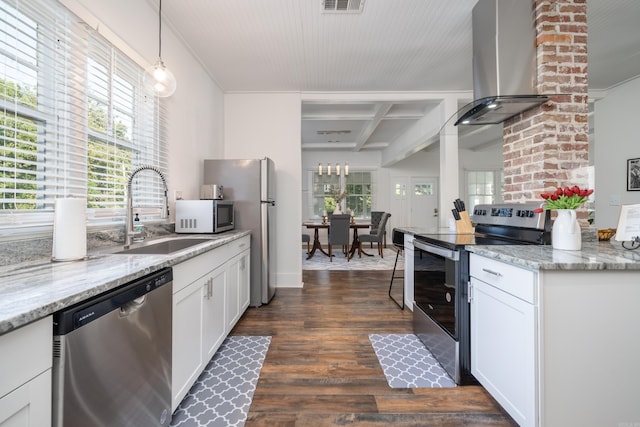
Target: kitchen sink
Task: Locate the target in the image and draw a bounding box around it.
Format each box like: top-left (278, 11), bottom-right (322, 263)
top-left (115, 238), bottom-right (214, 255)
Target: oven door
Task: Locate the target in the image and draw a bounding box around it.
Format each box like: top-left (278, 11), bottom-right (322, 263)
top-left (412, 239), bottom-right (471, 384)
top-left (413, 240), bottom-right (460, 338)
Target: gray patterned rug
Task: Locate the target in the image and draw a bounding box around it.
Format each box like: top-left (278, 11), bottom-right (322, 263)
top-left (302, 248), bottom-right (402, 270)
top-left (369, 333), bottom-right (456, 388)
top-left (171, 336), bottom-right (271, 427)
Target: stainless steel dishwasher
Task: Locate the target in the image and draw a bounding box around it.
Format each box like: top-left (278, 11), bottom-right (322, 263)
top-left (52, 267), bottom-right (173, 427)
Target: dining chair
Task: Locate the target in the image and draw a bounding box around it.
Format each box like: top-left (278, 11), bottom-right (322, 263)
top-left (302, 233), bottom-right (311, 255)
top-left (328, 214), bottom-right (351, 261)
top-left (369, 211), bottom-right (387, 248)
top-left (358, 212), bottom-right (391, 257)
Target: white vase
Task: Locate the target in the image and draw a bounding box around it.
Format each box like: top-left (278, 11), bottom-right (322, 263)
top-left (334, 203), bottom-right (342, 214)
top-left (552, 209), bottom-right (581, 250)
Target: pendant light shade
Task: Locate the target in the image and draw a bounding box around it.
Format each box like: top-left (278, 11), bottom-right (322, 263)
top-left (144, 0), bottom-right (176, 97)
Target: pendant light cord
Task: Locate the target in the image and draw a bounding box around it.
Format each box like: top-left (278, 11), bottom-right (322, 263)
top-left (158, 0), bottom-right (162, 58)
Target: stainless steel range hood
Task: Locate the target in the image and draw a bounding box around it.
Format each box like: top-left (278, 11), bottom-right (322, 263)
top-left (454, 0), bottom-right (548, 126)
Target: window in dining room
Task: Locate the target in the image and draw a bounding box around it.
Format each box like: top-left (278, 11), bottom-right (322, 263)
top-left (345, 171), bottom-right (372, 218)
top-left (311, 173), bottom-right (340, 216)
top-left (310, 170), bottom-right (373, 218)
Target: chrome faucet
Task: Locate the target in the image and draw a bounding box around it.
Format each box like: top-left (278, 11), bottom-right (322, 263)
top-left (125, 165), bottom-right (170, 247)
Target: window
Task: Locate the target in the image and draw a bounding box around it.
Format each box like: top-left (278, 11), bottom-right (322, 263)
top-left (414, 182), bottom-right (434, 196)
top-left (0, 0), bottom-right (167, 233)
top-left (345, 171), bottom-right (371, 218)
top-left (466, 170), bottom-right (503, 212)
top-left (310, 170), bottom-right (373, 218)
top-left (311, 173), bottom-right (340, 215)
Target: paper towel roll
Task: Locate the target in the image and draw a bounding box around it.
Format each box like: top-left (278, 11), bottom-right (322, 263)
top-left (52, 198), bottom-right (87, 261)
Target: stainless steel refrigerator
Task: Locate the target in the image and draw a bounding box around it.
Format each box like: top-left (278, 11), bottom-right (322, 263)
top-left (203, 158), bottom-right (276, 306)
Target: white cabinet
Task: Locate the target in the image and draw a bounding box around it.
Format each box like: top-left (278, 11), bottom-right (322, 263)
top-left (203, 266), bottom-right (226, 362)
top-left (226, 249), bottom-right (250, 331)
top-left (172, 272), bottom-right (208, 409)
top-left (0, 316), bottom-right (52, 427)
top-left (469, 254), bottom-right (537, 427)
top-left (471, 253), bottom-right (640, 426)
top-left (171, 235), bottom-right (250, 411)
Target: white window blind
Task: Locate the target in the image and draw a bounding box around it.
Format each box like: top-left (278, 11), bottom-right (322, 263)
top-left (0, 0), bottom-right (167, 232)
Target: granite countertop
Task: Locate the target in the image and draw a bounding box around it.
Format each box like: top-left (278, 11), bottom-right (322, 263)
top-left (395, 226), bottom-right (443, 236)
top-left (0, 230), bottom-right (250, 335)
top-left (468, 240), bottom-right (640, 271)
top-left (395, 227), bottom-right (640, 270)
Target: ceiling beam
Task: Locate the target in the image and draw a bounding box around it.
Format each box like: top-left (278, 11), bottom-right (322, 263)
top-left (380, 103), bottom-right (443, 166)
top-left (353, 102), bottom-right (392, 152)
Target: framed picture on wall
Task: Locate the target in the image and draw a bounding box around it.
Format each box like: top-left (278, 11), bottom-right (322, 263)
top-left (628, 158), bottom-right (640, 191)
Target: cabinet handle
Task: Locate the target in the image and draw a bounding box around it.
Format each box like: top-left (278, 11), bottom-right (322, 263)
top-left (204, 278), bottom-right (213, 299)
top-left (482, 268), bottom-right (503, 277)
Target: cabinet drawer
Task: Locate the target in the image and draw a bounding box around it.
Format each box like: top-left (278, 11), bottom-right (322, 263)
top-left (173, 235), bottom-right (250, 294)
top-left (0, 316), bottom-right (52, 398)
top-left (227, 235), bottom-right (250, 256)
top-left (470, 254), bottom-right (537, 304)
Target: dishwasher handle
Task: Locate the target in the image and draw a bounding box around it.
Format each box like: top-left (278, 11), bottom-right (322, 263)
top-left (120, 295), bottom-right (147, 317)
top-left (53, 268), bottom-right (172, 335)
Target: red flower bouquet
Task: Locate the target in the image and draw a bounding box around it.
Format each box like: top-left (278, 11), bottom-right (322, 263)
top-left (534, 185), bottom-right (594, 213)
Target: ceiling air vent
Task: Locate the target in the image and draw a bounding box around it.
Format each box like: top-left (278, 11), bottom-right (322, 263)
top-left (317, 130), bottom-right (352, 135)
top-left (322, 0), bottom-right (364, 13)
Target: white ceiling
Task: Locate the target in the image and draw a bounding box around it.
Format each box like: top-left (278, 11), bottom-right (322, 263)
top-left (162, 0), bottom-right (640, 156)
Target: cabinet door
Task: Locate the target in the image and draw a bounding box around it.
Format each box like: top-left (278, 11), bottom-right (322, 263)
top-left (238, 250), bottom-right (250, 313)
top-left (172, 278), bottom-right (206, 411)
top-left (203, 267), bottom-right (226, 362)
top-left (0, 370), bottom-right (51, 427)
top-left (470, 277), bottom-right (536, 427)
top-left (225, 255), bottom-right (240, 332)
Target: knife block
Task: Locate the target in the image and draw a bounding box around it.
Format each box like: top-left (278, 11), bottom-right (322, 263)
top-left (455, 211), bottom-right (474, 234)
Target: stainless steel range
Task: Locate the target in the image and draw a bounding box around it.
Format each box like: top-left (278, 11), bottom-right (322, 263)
top-left (412, 203), bottom-right (550, 384)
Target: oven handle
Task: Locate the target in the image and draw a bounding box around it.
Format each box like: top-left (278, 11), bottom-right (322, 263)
top-left (413, 240), bottom-right (459, 261)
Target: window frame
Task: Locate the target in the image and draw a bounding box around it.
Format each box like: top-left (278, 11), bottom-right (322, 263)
top-left (464, 169), bottom-right (504, 213)
top-left (308, 169), bottom-right (373, 219)
top-left (0, 0), bottom-right (167, 237)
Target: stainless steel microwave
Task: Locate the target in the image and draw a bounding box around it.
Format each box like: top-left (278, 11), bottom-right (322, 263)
top-left (175, 199), bottom-right (234, 233)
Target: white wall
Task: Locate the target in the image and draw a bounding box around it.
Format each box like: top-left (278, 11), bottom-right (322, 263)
top-left (594, 76), bottom-right (640, 227)
top-left (69, 0), bottom-right (224, 216)
top-left (224, 93), bottom-right (302, 288)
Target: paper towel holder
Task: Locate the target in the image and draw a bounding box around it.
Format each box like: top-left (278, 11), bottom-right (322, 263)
top-left (52, 197), bottom-right (88, 262)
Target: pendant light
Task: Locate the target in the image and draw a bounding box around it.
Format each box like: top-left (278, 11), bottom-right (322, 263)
top-left (144, 0), bottom-right (176, 97)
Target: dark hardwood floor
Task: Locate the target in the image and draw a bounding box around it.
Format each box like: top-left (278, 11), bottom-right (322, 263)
top-left (230, 270), bottom-right (517, 426)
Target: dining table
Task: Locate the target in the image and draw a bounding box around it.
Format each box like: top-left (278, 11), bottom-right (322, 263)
top-left (303, 220), bottom-right (372, 260)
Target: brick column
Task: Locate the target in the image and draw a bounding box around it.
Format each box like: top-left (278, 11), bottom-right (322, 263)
top-left (503, 0), bottom-right (589, 212)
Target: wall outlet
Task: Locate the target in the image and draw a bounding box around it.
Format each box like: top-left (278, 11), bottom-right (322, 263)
top-left (609, 194), bottom-right (621, 206)
top-left (174, 190), bottom-right (183, 201)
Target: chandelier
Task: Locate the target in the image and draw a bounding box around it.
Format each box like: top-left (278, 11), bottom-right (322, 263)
top-left (318, 162), bottom-right (349, 176)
